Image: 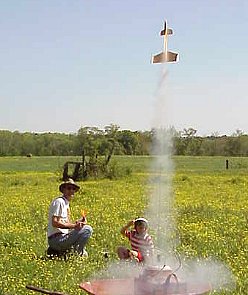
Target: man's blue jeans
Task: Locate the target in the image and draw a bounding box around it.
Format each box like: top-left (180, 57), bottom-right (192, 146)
top-left (48, 225), bottom-right (93, 255)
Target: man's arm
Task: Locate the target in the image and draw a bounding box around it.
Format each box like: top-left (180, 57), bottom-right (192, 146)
top-left (52, 215), bottom-right (83, 230)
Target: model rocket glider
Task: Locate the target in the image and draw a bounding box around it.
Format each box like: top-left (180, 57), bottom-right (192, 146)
top-left (152, 21), bottom-right (178, 63)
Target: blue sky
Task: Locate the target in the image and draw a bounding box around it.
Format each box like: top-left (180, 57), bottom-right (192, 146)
top-left (0, 0), bottom-right (247, 135)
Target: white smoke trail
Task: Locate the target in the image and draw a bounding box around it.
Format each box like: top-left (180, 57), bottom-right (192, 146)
top-left (176, 257), bottom-right (236, 292)
top-left (145, 66), bottom-right (177, 258)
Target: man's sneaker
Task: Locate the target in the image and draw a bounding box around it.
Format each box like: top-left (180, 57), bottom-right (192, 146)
top-left (81, 249), bottom-right (88, 257)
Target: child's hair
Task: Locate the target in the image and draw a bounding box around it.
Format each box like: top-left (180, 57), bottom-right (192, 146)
top-left (134, 218), bottom-right (148, 228)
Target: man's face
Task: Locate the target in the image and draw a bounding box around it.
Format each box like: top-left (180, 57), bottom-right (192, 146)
top-left (63, 185), bottom-right (77, 200)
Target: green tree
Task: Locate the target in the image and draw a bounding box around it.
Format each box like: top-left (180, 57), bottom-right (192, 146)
top-left (117, 130), bottom-right (138, 155)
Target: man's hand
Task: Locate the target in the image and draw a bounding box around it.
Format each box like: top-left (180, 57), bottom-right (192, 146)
top-left (74, 219), bottom-right (87, 230)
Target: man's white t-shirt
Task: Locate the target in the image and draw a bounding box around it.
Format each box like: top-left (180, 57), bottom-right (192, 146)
top-left (47, 196), bottom-right (70, 237)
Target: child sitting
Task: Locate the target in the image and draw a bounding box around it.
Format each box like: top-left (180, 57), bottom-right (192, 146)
top-left (117, 218), bottom-right (154, 262)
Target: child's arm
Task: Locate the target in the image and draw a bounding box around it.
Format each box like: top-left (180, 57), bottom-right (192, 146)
top-left (120, 220), bottom-right (134, 236)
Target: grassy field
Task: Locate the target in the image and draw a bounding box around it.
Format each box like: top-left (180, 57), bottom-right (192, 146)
top-left (0, 156), bottom-right (247, 295)
top-left (1, 155), bottom-right (248, 173)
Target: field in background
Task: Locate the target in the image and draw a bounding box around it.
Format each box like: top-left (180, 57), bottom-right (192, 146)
top-left (0, 156), bottom-right (247, 294)
top-left (1, 155), bottom-right (248, 173)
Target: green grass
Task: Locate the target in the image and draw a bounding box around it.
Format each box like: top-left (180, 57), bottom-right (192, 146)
top-left (174, 156), bottom-right (248, 173)
top-left (0, 156), bottom-right (78, 172)
top-left (0, 156), bottom-right (247, 294)
top-left (1, 155), bottom-right (248, 173)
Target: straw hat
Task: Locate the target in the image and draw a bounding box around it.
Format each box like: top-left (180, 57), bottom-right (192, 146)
top-left (59, 178), bottom-right (80, 193)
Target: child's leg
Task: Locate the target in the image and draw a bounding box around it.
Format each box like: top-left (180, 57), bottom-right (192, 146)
top-left (117, 246), bottom-right (130, 259)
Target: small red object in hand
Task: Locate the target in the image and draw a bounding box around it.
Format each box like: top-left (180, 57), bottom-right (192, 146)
top-left (137, 251), bottom-right (144, 262)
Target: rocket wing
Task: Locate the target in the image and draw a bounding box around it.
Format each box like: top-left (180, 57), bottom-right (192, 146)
top-left (151, 51), bottom-right (178, 64)
top-left (160, 28), bottom-right (173, 36)
top-left (167, 51), bottom-right (178, 62)
top-left (151, 52), bottom-right (167, 64)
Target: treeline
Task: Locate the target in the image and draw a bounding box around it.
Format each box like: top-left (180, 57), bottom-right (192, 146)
top-left (1, 125), bottom-right (248, 157)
